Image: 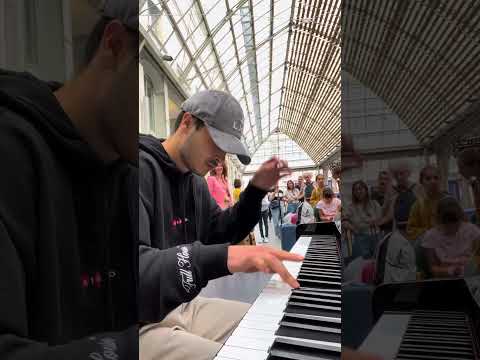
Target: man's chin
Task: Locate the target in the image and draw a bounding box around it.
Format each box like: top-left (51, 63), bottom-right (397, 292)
top-left (191, 167), bottom-right (209, 177)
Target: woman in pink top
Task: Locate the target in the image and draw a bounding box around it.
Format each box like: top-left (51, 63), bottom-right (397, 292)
top-left (316, 187), bottom-right (341, 221)
top-left (422, 196), bottom-right (480, 278)
top-left (207, 161), bottom-right (233, 209)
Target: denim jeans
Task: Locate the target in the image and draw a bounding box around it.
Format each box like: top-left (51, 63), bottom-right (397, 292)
top-left (287, 202), bottom-right (299, 214)
top-left (270, 207), bottom-right (283, 238)
top-left (352, 233), bottom-right (379, 259)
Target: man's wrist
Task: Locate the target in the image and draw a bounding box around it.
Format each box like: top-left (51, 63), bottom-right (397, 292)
top-left (245, 181), bottom-right (268, 198)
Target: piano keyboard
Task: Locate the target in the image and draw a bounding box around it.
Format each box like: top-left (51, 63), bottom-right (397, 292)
top-left (360, 310), bottom-right (477, 359)
top-left (214, 235), bottom-right (342, 360)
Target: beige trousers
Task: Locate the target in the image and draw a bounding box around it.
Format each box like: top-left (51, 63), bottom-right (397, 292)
top-left (139, 297), bottom-right (250, 360)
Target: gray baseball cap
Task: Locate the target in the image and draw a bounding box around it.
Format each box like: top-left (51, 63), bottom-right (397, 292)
top-left (181, 90), bottom-right (251, 165)
top-left (102, 0), bottom-right (138, 30)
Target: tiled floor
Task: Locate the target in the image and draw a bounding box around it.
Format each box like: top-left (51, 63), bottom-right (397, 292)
top-left (199, 219), bottom-right (281, 304)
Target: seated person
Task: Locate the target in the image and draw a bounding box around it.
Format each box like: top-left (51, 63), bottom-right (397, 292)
top-left (316, 187), bottom-right (341, 221)
top-left (422, 197), bottom-right (480, 278)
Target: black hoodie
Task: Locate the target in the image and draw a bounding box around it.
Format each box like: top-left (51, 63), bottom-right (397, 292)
top-left (138, 135), bottom-right (266, 322)
top-left (0, 70), bottom-right (137, 359)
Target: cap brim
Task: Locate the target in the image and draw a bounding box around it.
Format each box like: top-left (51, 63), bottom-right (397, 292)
top-left (206, 125), bottom-right (251, 165)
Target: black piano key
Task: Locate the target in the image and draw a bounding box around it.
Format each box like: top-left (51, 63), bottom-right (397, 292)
top-left (289, 295), bottom-right (341, 306)
top-left (279, 314), bottom-right (341, 333)
top-left (297, 272), bottom-right (341, 281)
top-left (397, 355), bottom-right (470, 360)
top-left (287, 301), bottom-right (340, 313)
top-left (300, 266), bottom-right (341, 273)
top-left (298, 269), bottom-right (341, 276)
top-left (297, 286), bottom-right (341, 293)
top-left (396, 346), bottom-right (473, 358)
top-left (282, 312), bottom-right (341, 324)
top-left (301, 261), bottom-right (340, 269)
top-left (400, 341), bottom-right (473, 352)
top-left (292, 289), bottom-right (341, 299)
top-left (297, 278), bottom-right (341, 290)
top-left (285, 304), bottom-right (341, 319)
top-left (403, 335), bottom-right (472, 346)
top-left (268, 337), bottom-right (340, 360)
top-left (275, 326), bottom-right (341, 346)
top-left (394, 310), bottom-right (475, 360)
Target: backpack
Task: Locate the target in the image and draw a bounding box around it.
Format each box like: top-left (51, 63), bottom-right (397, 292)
top-left (393, 184), bottom-right (417, 229)
top-left (270, 199), bottom-right (280, 209)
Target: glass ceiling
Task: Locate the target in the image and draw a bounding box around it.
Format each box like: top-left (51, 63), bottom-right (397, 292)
top-left (140, 0), bottom-right (340, 166)
top-left (244, 132), bottom-right (315, 173)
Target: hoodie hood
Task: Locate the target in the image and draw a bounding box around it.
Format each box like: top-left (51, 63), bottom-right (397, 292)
top-left (139, 134), bottom-right (190, 179)
top-left (139, 134), bottom-right (197, 246)
top-left (0, 70), bottom-right (105, 170)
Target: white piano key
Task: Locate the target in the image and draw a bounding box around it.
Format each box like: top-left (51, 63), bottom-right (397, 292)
top-left (236, 319), bottom-right (279, 331)
top-left (246, 303), bottom-right (287, 316)
top-left (230, 326), bottom-right (276, 340)
top-left (243, 311), bottom-right (283, 322)
top-left (216, 345), bottom-right (268, 360)
top-left (225, 332), bottom-right (276, 351)
top-left (248, 295), bottom-right (289, 311)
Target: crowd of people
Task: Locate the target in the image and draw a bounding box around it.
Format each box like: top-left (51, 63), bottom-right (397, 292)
top-left (206, 170), bottom-right (342, 244)
top-left (342, 154), bottom-right (480, 284)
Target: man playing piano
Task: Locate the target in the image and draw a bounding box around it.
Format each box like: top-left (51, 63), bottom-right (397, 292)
top-left (138, 90), bottom-right (304, 360)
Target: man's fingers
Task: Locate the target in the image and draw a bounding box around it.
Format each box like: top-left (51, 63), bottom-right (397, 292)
top-left (271, 248), bottom-right (305, 261)
top-left (278, 172), bottom-right (292, 180)
top-left (267, 256), bottom-right (300, 288)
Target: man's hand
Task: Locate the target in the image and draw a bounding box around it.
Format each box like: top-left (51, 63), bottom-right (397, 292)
top-left (251, 157), bottom-right (292, 191)
top-left (227, 245), bottom-right (303, 288)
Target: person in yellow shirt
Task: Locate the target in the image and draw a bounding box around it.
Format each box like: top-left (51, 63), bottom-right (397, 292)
top-left (407, 165), bottom-right (447, 242)
top-left (310, 174), bottom-right (325, 207)
top-left (232, 178), bottom-right (242, 204)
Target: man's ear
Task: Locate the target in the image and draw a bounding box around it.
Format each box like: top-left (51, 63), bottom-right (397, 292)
top-left (179, 112), bottom-right (194, 131)
top-left (97, 20), bottom-right (131, 68)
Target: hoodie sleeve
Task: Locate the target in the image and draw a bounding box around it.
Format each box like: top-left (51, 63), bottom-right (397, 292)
top-left (0, 116), bottom-right (137, 359)
top-left (138, 160), bottom-right (231, 323)
top-left (206, 182), bottom-right (267, 245)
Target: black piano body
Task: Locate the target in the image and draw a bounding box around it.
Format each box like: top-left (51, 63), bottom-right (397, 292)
top-left (360, 278), bottom-right (480, 359)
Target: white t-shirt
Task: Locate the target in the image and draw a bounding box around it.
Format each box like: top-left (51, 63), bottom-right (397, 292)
top-left (261, 195), bottom-right (270, 212)
top-left (285, 189), bottom-right (300, 204)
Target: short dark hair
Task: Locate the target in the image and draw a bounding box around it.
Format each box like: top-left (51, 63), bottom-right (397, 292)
top-left (234, 179), bottom-right (241, 188)
top-left (436, 197), bottom-right (464, 224)
top-left (174, 111), bottom-right (205, 131)
top-left (84, 17), bottom-right (139, 68)
top-left (323, 187), bottom-right (334, 198)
